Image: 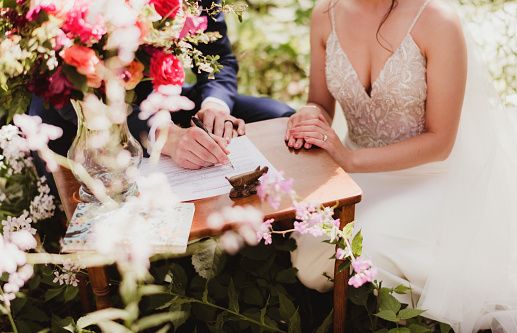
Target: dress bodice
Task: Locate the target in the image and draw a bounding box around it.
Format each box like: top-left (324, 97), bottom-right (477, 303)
top-left (325, 2), bottom-right (429, 149)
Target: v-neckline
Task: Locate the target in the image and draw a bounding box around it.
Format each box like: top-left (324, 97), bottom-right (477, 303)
top-left (330, 31), bottom-right (414, 100)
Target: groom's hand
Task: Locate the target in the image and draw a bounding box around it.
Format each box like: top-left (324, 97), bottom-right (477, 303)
top-left (161, 123), bottom-right (231, 169)
top-left (196, 102), bottom-right (245, 143)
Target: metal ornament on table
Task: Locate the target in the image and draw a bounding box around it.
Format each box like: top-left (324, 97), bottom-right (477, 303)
top-left (225, 166), bottom-right (268, 198)
top-left (67, 100), bottom-right (143, 203)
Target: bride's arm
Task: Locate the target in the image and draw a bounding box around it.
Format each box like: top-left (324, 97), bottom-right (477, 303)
top-left (285, 0), bottom-right (336, 150)
top-left (291, 2), bottom-right (468, 173)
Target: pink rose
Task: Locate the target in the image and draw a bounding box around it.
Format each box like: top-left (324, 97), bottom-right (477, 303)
top-left (59, 45), bottom-right (99, 76)
top-left (150, 0), bottom-right (181, 19)
top-left (149, 51), bottom-right (185, 89)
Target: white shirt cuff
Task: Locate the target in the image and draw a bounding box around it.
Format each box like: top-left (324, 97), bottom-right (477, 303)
top-left (201, 97), bottom-right (231, 114)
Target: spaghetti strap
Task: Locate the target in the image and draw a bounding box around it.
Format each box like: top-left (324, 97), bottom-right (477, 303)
top-left (408, 0), bottom-right (433, 33)
top-left (329, 0), bottom-right (336, 32)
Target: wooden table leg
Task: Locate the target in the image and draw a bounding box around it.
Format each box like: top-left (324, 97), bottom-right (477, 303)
top-left (78, 273), bottom-right (93, 313)
top-left (87, 266), bottom-right (113, 310)
top-left (333, 204), bottom-right (355, 333)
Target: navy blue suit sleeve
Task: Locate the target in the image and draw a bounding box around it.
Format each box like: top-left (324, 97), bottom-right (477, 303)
top-left (193, 0), bottom-right (238, 110)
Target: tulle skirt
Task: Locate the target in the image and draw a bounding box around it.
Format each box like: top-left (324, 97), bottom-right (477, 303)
top-left (291, 35), bottom-right (517, 333)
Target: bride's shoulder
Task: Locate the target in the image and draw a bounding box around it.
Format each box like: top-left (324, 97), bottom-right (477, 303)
top-left (418, 0), bottom-right (463, 32)
top-left (412, 0), bottom-right (465, 53)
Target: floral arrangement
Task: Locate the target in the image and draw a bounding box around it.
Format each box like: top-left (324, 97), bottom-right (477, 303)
top-left (0, 0), bottom-right (244, 124)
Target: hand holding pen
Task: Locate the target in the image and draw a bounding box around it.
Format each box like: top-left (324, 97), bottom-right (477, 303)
top-left (191, 116), bottom-right (234, 168)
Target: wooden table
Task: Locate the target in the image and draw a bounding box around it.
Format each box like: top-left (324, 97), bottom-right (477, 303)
top-left (53, 117), bottom-right (362, 332)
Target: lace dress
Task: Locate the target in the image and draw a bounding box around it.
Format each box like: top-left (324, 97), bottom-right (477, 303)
top-left (290, 1), bottom-right (517, 332)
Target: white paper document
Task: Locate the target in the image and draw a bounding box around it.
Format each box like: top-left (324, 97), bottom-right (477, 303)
top-left (139, 135), bottom-right (283, 202)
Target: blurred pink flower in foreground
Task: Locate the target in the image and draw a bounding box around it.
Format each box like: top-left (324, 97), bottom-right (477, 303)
top-left (349, 257), bottom-right (378, 288)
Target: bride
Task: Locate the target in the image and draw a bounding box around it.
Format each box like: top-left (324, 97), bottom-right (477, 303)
top-left (285, 0), bottom-right (517, 332)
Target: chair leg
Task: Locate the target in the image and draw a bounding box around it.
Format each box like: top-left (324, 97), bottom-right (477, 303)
top-left (78, 273), bottom-right (93, 313)
top-left (333, 204), bottom-right (355, 333)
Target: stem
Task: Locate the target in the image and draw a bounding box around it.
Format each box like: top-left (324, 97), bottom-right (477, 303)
top-left (168, 292), bottom-right (285, 333)
top-left (0, 290), bottom-right (18, 333)
top-left (342, 235), bottom-right (356, 262)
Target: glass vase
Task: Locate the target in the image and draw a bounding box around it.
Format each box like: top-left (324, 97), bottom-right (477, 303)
top-left (68, 100), bottom-right (143, 203)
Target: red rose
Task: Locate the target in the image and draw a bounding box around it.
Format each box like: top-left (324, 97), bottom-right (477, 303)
top-left (149, 51), bottom-right (185, 89)
top-left (149, 0), bottom-right (181, 19)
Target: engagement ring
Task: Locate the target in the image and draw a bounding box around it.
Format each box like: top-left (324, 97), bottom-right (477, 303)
top-left (323, 134), bottom-right (328, 142)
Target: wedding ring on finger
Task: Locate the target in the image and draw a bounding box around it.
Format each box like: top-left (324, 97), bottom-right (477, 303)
top-left (323, 134), bottom-right (328, 142)
top-left (224, 119), bottom-right (234, 127)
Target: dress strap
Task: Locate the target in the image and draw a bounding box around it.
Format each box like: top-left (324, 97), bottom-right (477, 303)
top-left (407, 0), bottom-right (433, 33)
top-left (329, 0), bottom-right (336, 32)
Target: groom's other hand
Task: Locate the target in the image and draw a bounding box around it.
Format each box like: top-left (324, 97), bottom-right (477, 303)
top-left (285, 106), bottom-right (322, 150)
top-left (196, 102), bottom-right (245, 143)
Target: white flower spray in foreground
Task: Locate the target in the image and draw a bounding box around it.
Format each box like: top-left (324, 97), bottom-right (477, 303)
top-left (256, 171), bottom-right (377, 288)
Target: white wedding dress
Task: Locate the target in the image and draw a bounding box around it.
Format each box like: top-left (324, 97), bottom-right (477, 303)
top-left (290, 1), bottom-right (517, 332)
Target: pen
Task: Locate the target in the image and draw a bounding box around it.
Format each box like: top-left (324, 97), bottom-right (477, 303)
top-left (191, 116), bottom-right (234, 169)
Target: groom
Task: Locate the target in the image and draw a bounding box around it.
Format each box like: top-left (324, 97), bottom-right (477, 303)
top-left (29, 0), bottom-right (294, 189)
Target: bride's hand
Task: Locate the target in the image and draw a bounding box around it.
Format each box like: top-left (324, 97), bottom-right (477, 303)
top-left (285, 106), bottom-right (323, 149)
top-left (289, 114), bottom-right (346, 159)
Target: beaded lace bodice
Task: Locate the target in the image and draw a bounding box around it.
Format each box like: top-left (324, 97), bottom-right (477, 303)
top-left (325, 0), bottom-right (430, 149)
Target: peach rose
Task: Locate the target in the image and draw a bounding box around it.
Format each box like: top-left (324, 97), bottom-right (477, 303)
top-left (124, 61), bottom-right (145, 90)
top-left (59, 45), bottom-right (100, 76)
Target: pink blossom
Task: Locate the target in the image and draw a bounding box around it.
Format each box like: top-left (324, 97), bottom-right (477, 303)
top-left (348, 257), bottom-right (378, 288)
top-left (61, 0), bottom-right (107, 43)
top-left (257, 218), bottom-right (274, 245)
top-left (26, 2), bottom-right (56, 21)
top-left (293, 221), bottom-right (308, 234)
top-left (13, 114), bottom-right (63, 151)
top-left (179, 15), bottom-right (208, 39)
top-left (149, 51), bottom-right (185, 89)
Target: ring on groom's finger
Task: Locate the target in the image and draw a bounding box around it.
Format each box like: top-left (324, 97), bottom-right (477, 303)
top-left (323, 134), bottom-right (328, 142)
top-left (224, 119), bottom-right (234, 126)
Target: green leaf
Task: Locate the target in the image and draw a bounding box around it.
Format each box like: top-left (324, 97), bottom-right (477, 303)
top-left (287, 309), bottom-right (301, 333)
top-left (337, 260), bottom-right (351, 273)
top-left (76, 308), bottom-right (129, 329)
top-left (191, 238), bottom-right (226, 281)
top-left (62, 65), bottom-right (87, 93)
top-left (393, 284), bottom-right (412, 295)
top-left (374, 310), bottom-right (399, 323)
top-left (215, 311), bottom-right (227, 330)
top-left (202, 279), bottom-right (209, 303)
top-left (342, 221), bottom-right (354, 239)
top-left (168, 301), bottom-right (190, 332)
top-left (388, 328), bottom-right (410, 333)
top-left (278, 293), bottom-right (296, 322)
top-left (64, 285), bottom-right (79, 302)
top-left (260, 295), bottom-right (270, 324)
top-left (228, 278), bottom-right (240, 313)
top-left (315, 309), bottom-right (333, 333)
top-left (351, 230), bottom-right (363, 256)
top-left (17, 302), bottom-right (49, 322)
top-left (408, 324), bottom-right (433, 333)
top-left (374, 330), bottom-right (390, 333)
top-left (398, 308), bottom-right (426, 320)
top-left (45, 287), bottom-right (64, 302)
top-left (275, 267), bottom-right (298, 284)
top-left (135, 312), bottom-right (184, 331)
top-left (439, 323), bottom-right (452, 333)
top-left (379, 290), bottom-right (401, 313)
top-left (242, 287), bottom-right (263, 307)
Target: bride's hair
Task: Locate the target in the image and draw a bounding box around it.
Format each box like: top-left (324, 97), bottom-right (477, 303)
top-left (377, 0), bottom-right (399, 52)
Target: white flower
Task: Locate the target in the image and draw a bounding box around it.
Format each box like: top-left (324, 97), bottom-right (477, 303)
top-left (9, 230), bottom-right (37, 251)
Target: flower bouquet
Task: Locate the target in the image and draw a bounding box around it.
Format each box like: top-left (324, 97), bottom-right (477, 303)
top-left (1, 0), bottom-right (245, 202)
